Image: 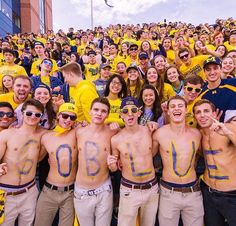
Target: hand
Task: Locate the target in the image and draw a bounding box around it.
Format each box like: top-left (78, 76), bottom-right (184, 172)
top-left (52, 94), bottom-right (64, 109)
top-left (210, 116), bottom-right (234, 136)
top-left (107, 155), bottom-right (118, 171)
top-left (147, 121), bottom-right (159, 133)
top-left (0, 163), bottom-right (7, 176)
top-left (161, 101), bottom-right (168, 113)
top-left (215, 108), bottom-right (223, 121)
top-left (109, 122), bottom-right (120, 131)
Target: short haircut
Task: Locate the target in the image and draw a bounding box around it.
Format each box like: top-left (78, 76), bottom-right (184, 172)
top-left (60, 62), bottom-right (82, 77)
top-left (193, 99), bottom-right (216, 113)
top-left (184, 75), bottom-right (204, 87)
top-left (21, 99), bottom-right (44, 113)
top-left (3, 48), bottom-right (16, 57)
top-left (0, 102), bottom-right (14, 112)
top-left (90, 97), bottom-right (110, 113)
top-left (167, 95), bottom-right (187, 109)
top-left (13, 75), bottom-right (32, 88)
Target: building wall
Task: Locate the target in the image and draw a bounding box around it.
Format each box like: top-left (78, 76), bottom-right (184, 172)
top-left (20, 0), bottom-right (52, 34)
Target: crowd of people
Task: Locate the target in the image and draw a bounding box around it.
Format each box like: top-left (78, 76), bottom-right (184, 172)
top-left (0, 17), bottom-right (236, 226)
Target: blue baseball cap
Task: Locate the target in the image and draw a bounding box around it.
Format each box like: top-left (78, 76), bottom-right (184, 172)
top-left (120, 97), bottom-right (140, 109)
top-left (203, 56), bottom-right (222, 69)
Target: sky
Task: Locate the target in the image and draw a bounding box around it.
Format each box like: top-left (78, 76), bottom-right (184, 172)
top-left (52, 0), bottom-right (236, 31)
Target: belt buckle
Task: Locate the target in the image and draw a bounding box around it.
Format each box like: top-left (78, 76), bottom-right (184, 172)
top-left (57, 186), bottom-right (65, 192)
top-left (87, 189), bottom-right (96, 196)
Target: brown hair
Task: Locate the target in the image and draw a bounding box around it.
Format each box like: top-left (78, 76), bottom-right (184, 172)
top-left (90, 97), bottom-right (110, 113)
top-left (193, 99), bottom-right (216, 113)
top-left (60, 62), bottom-right (82, 76)
top-left (167, 95), bottom-right (187, 109)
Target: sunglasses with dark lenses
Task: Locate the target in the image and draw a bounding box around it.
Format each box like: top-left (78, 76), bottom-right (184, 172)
top-left (121, 107), bottom-right (139, 114)
top-left (129, 48), bottom-right (138, 51)
top-left (61, 113), bottom-right (77, 121)
top-left (179, 53), bottom-right (189, 59)
top-left (43, 60), bottom-right (53, 67)
top-left (25, 111), bottom-right (42, 118)
top-left (185, 86), bottom-right (202, 93)
top-left (0, 111), bottom-right (14, 118)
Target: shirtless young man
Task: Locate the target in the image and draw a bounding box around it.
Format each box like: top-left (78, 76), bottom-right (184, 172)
top-left (108, 96), bottom-right (159, 226)
top-left (34, 103), bottom-right (78, 226)
top-left (153, 95), bottom-right (204, 226)
top-left (0, 99), bottom-right (46, 226)
top-left (194, 99), bottom-right (236, 226)
top-left (74, 97), bottom-right (117, 226)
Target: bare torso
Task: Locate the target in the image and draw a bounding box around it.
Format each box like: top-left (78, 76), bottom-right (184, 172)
top-left (42, 130), bottom-right (77, 187)
top-left (156, 124), bottom-right (201, 183)
top-left (202, 130), bottom-right (236, 191)
top-left (0, 127), bottom-right (45, 185)
top-left (112, 125), bottom-right (155, 183)
top-left (76, 125), bottom-right (114, 189)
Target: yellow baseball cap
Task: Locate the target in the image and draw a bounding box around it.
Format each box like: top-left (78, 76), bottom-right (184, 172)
top-left (58, 103), bottom-right (78, 115)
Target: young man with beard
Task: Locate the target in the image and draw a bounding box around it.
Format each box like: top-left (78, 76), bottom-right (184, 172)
top-left (34, 103), bottom-right (78, 226)
top-left (108, 96), bottom-right (159, 226)
top-left (0, 99), bottom-right (46, 226)
top-left (0, 75), bottom-right (32, 109)
top-left (153, 95), bottom-right (204, 226)
top-left (74, 97), bottom-right (118, 226)
top-left (193, 99), bottom-right (236, 226)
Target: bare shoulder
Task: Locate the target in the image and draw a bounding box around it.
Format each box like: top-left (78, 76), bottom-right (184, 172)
top-left (111, 128), bottom-right (123, 144)
top-left (76, 126), bottom-right (88, 137)
top-left (225, 122), bottom-right (236, 133)
top-left (0, 128), bottom-right (13, 139)
top-left (153, 124), bottom-right (170, 138)
top-left (188, 126), bottom-right (201, 138)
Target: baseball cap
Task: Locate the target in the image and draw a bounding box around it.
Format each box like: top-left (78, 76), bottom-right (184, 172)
top-left (138, 51), bottom-right (149, 59)
top-left (100, 63), bottom-right (112, 69)
top-left (230, 29), bottom-right (236, 36)
top-left (87, 50), bottom-right (96, 56)
top-left (34, 41), bottom-right (45, 48)
top-left (203, 56), bottom-right (222, 69)
top-left (34, 84), bottom-right (51, 94)
top-left (126, 63), bottom-right (139, 73)
top-left (120, 96), bottom-right (140, 109)
top-left (224, 110), bottom-right (236, 123)
top-left (58, 103), bottom-right (78, 115)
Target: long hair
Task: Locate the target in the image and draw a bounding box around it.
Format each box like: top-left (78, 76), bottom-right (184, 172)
top-left (138, 84), bottom-right (162, 122)
top-left (104, 74), bottom-right (127, 99)
top-left (144, 66), bottom-right (164, 102)
top-left (126, 75), bottom-right (143, 98)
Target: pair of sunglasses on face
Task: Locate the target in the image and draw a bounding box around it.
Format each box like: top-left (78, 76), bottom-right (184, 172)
top-left (0, 111), bottom-right (14, 118)
top-left (120, 107), bottom-right (139, 114)
top-left (185, 86), bottom-right (202, 93)
top-left (24, 111), bottom-right (43, 118)
top-left (179, 53), bottom-right (189, 59)
top-left (60, 113), bottom-right (77, 121)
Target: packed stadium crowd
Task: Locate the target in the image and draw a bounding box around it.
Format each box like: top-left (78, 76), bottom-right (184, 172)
top-left (0, 17), bottom-right (236, 226)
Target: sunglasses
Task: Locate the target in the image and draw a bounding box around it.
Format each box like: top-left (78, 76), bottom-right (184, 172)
top-left (121, 107), bottom-right (139, 114)
top-left (61, 113), bottom-right (77, 121)
top-left (24, 111), bottom-right (43, 118)
top-left (43, 60), bottom-right (53, 67)
top-left (179, 53), bottom-right (189, 59)
top-left (0, 111), bottom-right (14, 118)
top-left (185, 86), bottom-right (202, 93)
top-left (129, 48), bottom-right (138, 51)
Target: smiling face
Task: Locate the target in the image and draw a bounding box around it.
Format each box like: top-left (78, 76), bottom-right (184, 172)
top-left (194, 103), bottom-right (216, 128)
top-left (222, 57), bottom-right (235, 74)
top-left (0, 106), bottom-right (15, 129)
top-left (2, 75), bottom-right (13, 89)
top-left (147, 67), bottom-right (158, 84)
top-left (34, 87), bottom-right (51, 106)
top-left (57, 111), bottom-right (76, 129)
top-left (109, 77), bottom-right (122, 95)
top-left (13, 78), bottom-right (31, 102)
top-left (154, 56), bottom-right (166, 70)
top-left (166, 67), bottom-right (180, 83)
top-left (167, 99), bottom-right (186, 123)
top-left (204, 64), bottom-right (222, 83)
top-left (142, 88), bottom-right (155, 108)
top-left (127, 69), bottom-right (139, 82)
top-left (23, 105), bottom-right (43, 126)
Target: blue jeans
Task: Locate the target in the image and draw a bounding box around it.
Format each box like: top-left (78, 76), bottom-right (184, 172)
top-left (201, 180), bottom-right (236, 226)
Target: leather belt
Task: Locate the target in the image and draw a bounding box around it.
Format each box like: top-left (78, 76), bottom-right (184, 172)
top-left (121, 177), bottom-right (158, 190)
top-left (7, 181), bottom-right (36, 196)
top-left (160, 179), bottom-right (200, 193)
top-left (45, 181), bottom-right (74, 192)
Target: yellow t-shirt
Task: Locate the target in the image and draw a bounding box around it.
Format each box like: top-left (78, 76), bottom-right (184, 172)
top-left (84, 64), bottom-right (100, 82)
top-left (0, 53), bottom-right (5, 67)
top-left (69, 80), bottom-right (98, 123)
top-left (166, 49), bottom-right (175, 65)
top-left (179, 55), bottom-right (209, 80)
top-left (186, 100), bottom-right (198, 128)
top-left (163, 83), bottom-right (175, 102)
top-left (30, 59), bottom-right (58, 76)
top-left (0, 92), bottom-right (23, 109)
top-left (224, 41), bottom-right (236, 51)
top-left (0, 64), bottom-right (28, 90)
top-left (105, 98), bottom-right (124, 127)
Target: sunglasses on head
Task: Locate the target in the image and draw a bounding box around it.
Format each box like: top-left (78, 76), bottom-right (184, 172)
top-left (185, 86), bottom-right (202, 93)
top-left (129, 48), bottom-right (138, 51)
top-left (179, 53), bottom-right (189, 59)
top-left (0, 111), bottom-right (14, 118)
top-left (61, 113), bottom-right (77, 121)
top-left (24, 111), bottom-right (43, 118)
top-left (121, 107), bottom-right (139, 114)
